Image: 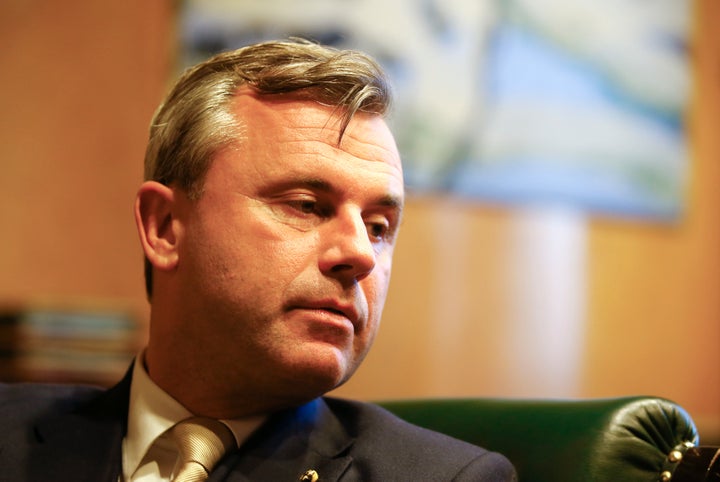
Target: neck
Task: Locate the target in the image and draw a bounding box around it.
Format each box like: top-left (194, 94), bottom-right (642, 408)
top-left (143, 343), bottom-right (316, 419)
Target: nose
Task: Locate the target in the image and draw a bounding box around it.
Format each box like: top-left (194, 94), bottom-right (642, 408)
top-left (319, 210), bottom-right (376, 282)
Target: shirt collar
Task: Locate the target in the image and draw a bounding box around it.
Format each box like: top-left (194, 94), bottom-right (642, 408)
top-left (123, 351), bottom-right (192, 479)
top-left (123, 351), bottom-right (267, 479)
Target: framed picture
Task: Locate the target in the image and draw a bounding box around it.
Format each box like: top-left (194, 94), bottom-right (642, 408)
top-left (181, 0), bottom-right (690, 220)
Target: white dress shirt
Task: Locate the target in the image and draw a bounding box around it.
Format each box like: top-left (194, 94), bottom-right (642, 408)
top-left (121, 352), bottom-right (266, 481)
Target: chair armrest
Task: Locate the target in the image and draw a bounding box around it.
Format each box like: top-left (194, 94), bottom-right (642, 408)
top-left (379, 397), bottom-right (703, 482)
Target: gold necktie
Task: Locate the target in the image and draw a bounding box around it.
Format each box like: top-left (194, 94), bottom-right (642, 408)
top-left (171, 417), bottom-right (236, 482)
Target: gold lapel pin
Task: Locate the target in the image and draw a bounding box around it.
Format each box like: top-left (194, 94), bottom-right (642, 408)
top-left (300, 469), bottom-right (319, 482)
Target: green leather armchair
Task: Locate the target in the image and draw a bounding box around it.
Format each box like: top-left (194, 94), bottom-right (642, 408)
top-left (379, 397), bottom-right (720, 481)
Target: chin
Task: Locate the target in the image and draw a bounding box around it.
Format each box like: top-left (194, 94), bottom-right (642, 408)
top-left (286, 346), bottom-right (357, 394)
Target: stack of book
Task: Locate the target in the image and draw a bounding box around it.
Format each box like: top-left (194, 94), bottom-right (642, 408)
top-left (0, 306), bottom-right (140, 386)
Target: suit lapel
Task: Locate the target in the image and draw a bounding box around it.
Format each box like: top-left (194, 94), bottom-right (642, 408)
top-left (216, 398), bottom-right (355, 482)
top-left (28, 367), bottom-right (132, 482)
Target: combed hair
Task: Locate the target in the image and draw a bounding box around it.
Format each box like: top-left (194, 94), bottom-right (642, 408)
top-left (142, 39), bottom-right (393, 298)
top-left (145, 38), bottom-right (391, 198)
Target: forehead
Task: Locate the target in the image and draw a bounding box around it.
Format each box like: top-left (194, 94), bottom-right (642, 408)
top-left (228, 88), bottom-right (403, 174)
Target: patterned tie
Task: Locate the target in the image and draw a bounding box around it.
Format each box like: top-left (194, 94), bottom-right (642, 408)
top-left (171, 417), bottom-right (236, 482)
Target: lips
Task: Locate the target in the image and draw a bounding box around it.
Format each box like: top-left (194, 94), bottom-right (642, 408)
top-left (286, 299), bottom-right (362, 331)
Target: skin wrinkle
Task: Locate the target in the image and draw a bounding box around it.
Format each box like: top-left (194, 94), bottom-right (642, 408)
top-left (282, 126), bottom-right (400, 166)
top-left (232, 88), bottom-right (393, 159)
top-left (226, 145), bottom-right (402, 242)
top-left (255, 177), bottom-right (403, 226)
top-left (284, 125), bottom-right (399, 157)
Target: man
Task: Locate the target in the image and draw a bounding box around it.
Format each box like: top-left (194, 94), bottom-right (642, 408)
top-left (0, 39), bottom-right (516, 481)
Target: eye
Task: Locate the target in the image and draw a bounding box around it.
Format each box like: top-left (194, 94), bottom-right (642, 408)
top-left (366, 218), bottom-right (391, 241)
top-left (289, 199), bottom-right (319, 215)
top-left (272, 196), bottom-right (333, 227)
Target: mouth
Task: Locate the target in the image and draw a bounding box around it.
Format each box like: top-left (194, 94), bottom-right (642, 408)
top-left (323, 306), bottom-right (348, 317)
top-left (286, 300), bottom-right (361, 331)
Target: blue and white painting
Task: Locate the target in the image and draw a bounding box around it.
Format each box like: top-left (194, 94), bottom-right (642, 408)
top-left (181, 0), bottom-right (690, 220)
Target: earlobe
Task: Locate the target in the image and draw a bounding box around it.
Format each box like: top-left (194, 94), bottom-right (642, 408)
top-left (135, 181), bottom-right (180, 271)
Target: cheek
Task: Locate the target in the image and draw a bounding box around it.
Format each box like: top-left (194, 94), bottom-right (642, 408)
top-left (372, 255), bottom-right (394, 294)
top-left (180, 216), bottom-right (260, 299)
top-left (240, 212), bottom-right (321, 263)
top-left (207, 213), bottom-right (311, 268)
top-left (234, 236), bottom-right (318, 304)
top-left (364, 266), bottom-right (393, 317)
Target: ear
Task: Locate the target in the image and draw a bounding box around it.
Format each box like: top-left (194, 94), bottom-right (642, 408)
top-left (134, 181), bottom-right (181, 271)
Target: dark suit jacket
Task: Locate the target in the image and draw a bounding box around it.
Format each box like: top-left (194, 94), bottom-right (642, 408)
top-left (0, 372), bottom-right (516, 481)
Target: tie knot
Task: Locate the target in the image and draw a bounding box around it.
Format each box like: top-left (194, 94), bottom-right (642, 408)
top-left (171, 417), bottom-right (236, 482)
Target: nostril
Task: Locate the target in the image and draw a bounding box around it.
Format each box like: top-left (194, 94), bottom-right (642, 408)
top-left (331, 263), bottom-right (353, 272)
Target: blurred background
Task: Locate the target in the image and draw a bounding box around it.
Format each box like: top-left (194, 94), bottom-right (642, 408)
top-left (0, 0), bottom-right (717, 443)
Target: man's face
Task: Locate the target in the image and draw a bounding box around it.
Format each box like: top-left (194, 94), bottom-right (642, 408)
top-left (172, 90), bottom-right (404, 404)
